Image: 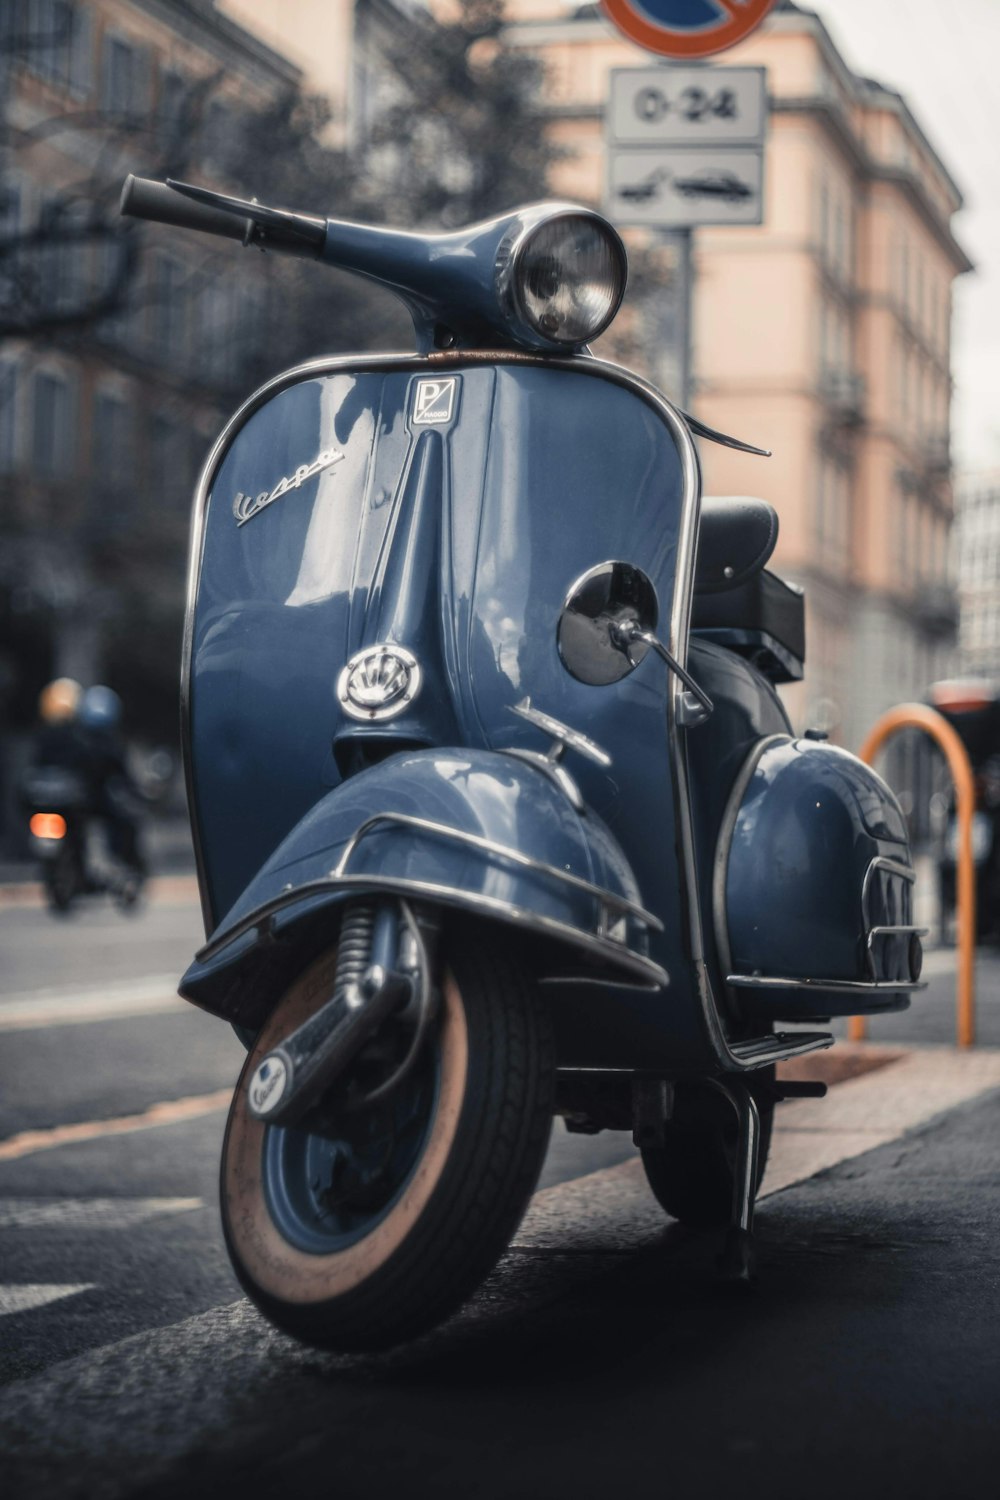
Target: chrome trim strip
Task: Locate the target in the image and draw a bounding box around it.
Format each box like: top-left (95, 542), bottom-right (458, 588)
top-left (501, 749), bottom-right (585, 812)
top-left (728, 1031), bottom-right (834, 1064)
top-left (861, 857), bottom-right (921, 980)
top-left (556, 1066), bottom-right (637, 1075)
top-left (193, 873), bottom-right (669, 988)
top-left (333, 810), bottom-right (664, 931)
top-left (865, 924), bottom-right (928, 981)
top-left (726, 974), bottom-right (927, 994)
top-left (711, 733), bottom-right (792, 984)
top-left (861, 855), bottom-right (917, 916)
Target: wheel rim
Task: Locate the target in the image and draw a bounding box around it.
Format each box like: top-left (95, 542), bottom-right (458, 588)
top-left (222, 951), bottom-right (470, 1304)
top-left (261, 1060), bottom-right (439, 1254)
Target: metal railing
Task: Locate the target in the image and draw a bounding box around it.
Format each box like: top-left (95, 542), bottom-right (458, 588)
top-left (848, 704), bottom-right (976, 1048)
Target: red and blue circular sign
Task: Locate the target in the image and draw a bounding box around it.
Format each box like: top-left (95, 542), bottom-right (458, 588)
top-left (602, 0), bottom-right (778, 59)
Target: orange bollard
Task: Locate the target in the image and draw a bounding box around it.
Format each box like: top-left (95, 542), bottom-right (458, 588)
top-left (848, 704), bottom-right (976, 1048)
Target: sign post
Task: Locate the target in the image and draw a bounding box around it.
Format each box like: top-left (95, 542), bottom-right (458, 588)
top-left (605, 65), bottom-right (767, 403)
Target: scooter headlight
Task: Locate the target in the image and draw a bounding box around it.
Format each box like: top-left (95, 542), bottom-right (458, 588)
top-left (498, 210), bottom-right (627, 350)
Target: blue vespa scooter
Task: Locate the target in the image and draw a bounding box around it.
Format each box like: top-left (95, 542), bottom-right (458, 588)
top-left (122, 176), bottom-right (925, 1350)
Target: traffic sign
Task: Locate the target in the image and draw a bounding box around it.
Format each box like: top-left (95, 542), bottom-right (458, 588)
top-left (601, 0), bottom-right (778, 60)
top-left (608, 65), bottom-right (765, 147)
top-left (608, 146), bottom-right (763, 227)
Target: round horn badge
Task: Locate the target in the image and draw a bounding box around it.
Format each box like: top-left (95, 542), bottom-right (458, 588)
top-left (337, 644), bottom-right (422, 722)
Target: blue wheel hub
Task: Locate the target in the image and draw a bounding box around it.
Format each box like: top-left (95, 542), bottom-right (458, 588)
top-left (261, 1063), bottom-right (437, 1254)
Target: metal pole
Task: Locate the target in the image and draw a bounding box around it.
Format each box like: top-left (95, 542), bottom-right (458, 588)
top-left (676, 226), bottom-right (693, 408)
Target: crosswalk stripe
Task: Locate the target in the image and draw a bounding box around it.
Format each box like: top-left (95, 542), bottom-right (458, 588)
top-left (0, 1198), bottom-right (203, 1231)
top-left (0, 975), bottom-right (185, 1032)
top-left (0, 1284), bottom-right (96, 1318)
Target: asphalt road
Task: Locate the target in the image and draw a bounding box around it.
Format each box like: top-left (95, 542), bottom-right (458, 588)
top-left (2, 891), bottom-right (1000, 1498)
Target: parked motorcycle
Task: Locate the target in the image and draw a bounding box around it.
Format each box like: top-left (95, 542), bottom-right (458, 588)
top-left (122, 175), bottom-right (926, 1351)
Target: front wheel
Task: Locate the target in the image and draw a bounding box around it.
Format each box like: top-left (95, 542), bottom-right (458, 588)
top-left (221, 921), bottom-right (553, 1351)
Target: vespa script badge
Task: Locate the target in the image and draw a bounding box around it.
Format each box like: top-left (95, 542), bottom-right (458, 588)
top-left (337, 644), bottom-right (423, 722)
top-left (232, 446), bottom-right (344, 527)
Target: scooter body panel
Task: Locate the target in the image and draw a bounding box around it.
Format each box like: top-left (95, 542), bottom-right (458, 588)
top-left (180, 747), bottom-right (667, 1031)
top-left (186, 356), bottom-right (728, 1066)
top-left (720, 736), bottom-right (919, 1017)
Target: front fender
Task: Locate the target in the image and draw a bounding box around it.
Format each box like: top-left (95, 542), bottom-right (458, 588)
top-left (180, 748), bottom-right (666, 1025)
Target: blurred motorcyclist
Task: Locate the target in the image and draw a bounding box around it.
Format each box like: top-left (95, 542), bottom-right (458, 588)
top-left (77, 685), bottom-right (148, 880)
top-left (31, 677), bottom-right (87, 771)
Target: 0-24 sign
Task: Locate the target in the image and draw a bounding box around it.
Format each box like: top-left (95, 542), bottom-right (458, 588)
top-left (602, 0), bottom-right (778, 61)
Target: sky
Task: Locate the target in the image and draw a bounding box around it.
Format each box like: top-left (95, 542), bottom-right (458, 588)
top-left (809, 0), bottom-right (1000, 476)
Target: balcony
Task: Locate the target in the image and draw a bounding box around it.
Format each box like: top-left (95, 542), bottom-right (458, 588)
top-left (820, 368), bottom-right (866, 427)
top-left (913, 582), bottom-right (959, 636)
top-left (922, 433), bottom-right (951, 480)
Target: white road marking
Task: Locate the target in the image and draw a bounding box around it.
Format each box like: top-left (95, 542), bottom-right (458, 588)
top-left (0, 1284), bottom-right (96, 1318)
top-left (0, 975), bottom-right (185, 1032)
top-left (0, 1198), bottom-right (203, 1232)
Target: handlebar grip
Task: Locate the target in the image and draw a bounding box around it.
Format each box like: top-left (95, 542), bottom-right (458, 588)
top-left (120, 175), bottom-right (248, 242)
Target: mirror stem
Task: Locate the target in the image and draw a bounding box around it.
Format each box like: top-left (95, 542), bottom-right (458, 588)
top-left (616, 624), bottom-right (714, 724)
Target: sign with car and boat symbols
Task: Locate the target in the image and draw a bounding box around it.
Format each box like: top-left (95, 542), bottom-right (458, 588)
top-left (609, 147), bottom-right (763, 226)
top-left (607, 65), bottom-right (766, 228)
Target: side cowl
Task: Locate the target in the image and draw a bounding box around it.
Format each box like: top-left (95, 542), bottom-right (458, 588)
top-left (717, 736), bottom-right (926, 1018)
top-left (180, 748), bottom-right (666, 1030)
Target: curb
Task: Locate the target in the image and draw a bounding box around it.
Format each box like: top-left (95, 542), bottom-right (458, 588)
top-left (0, 875), bottom-right (201, 909)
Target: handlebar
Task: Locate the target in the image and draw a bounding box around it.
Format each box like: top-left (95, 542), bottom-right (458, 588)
top-left (119, 175), bottom-right (326, 259)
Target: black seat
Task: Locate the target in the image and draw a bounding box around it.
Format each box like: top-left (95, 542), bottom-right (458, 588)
top-left (694, 495), bottom-right (778, 594)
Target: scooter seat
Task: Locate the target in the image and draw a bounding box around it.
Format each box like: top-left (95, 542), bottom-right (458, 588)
top-left (694, 496), bottom-right (778, 595)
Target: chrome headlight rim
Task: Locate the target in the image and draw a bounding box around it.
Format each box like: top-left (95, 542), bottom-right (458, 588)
top-left (495, 205), bottom-right (628, 352)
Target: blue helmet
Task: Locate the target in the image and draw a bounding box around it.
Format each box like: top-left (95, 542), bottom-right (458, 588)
top-left (79, 685), bottom-right (123, 731)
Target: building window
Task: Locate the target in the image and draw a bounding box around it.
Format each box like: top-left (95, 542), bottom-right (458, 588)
top-left (149, 254), bottom-right (188, 363)
top-left (91, 389), bottom-right (133, 483)
top-left (23, 0), bottom-right (74, 88)
top-left (816, 175), bottom-right (829, 261)
top-left (148, 409), bottom-right (191, 504)
top-left (0, 361), bottom-right (19, 472)
top-left (31, 369), bottom-right (76, 476)
top-left (101, 33), bottom-right (147, 116)
top-left (157, 68), bottom-right (186, 144)
top-left (815, 453), bottom-right (851, 566)
top-left (37, 193), bottom-right (89, 312)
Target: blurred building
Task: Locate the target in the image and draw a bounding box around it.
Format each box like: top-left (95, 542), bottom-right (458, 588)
top-left (0, 0), bottom-right (302, 851)
top-left (218, 0), bottom-right (415, 146)
top-left (502, 0), bottom-right (971, 748)
top-left (0, 0), bottom-right (298, 727)
top-left (955, 471), bottom-right (1000, 682)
